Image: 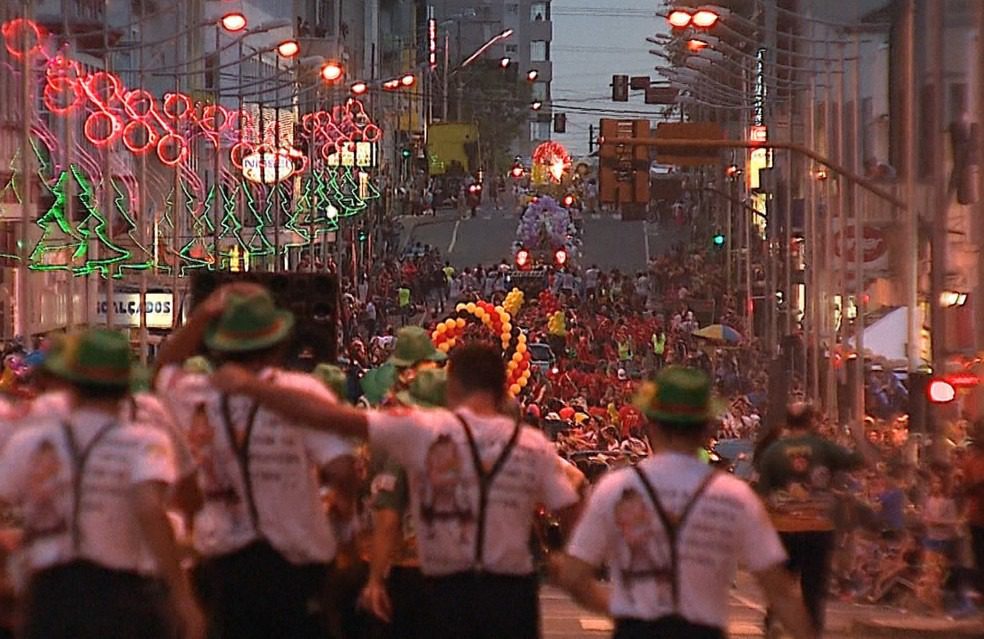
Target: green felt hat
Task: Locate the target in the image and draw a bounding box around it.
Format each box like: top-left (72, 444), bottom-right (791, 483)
top-left (313, 363), bottom-right (349, 401)
top-left (44, 328), bottom-right (132, 388)
top-left (183, 355), bottom-right (214, 374)
top-left (396, 368), bottom-right (447, 408)
top-left (204, 291), bottom-right (294, 353)
top-left (633, 365), bottom-right (723, 425)
top-left (387, 326), bottom-right (447, 368)
top-left (360, 363), bottom-right (397, 405)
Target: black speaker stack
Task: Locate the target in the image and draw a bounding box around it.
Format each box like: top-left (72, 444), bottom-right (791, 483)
top-left (190, 271), bottom-right (339, 371)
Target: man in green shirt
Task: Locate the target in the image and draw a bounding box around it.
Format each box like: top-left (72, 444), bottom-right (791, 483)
top-left (397, 285), bottom-right (412, 326)
top-left (756, 403), bottom-right (875, 635)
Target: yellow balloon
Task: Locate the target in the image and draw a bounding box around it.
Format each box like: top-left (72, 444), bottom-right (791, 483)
top-left (466, 302), bottom-right (477, 313)
top-left (456, 303), bottom-right (466, 311)
top-left (509, 383), bottom-right (522, 396)
top-left (456, 318), bottom-right (467, 328)
top-left (436, 323), bottom-right (447, 333)
top-left (495, 306), bottom-right (504, 314)
top-left (444, 319), bottom-right (456, 330)
top-left (518, 333), bottom-right (527, 343)
top-left (518, 377), bottom-right (528, 388)
top-left (437, 342), bottom-right (450, 352)
top-left (512, 352), bottom-right (523, 363)
top-left (502, 322), bottom-right (511, 333)
top-left (517, 343), bottom-right (527, 354)
top-left (446, 338), bottom-right (456, 348)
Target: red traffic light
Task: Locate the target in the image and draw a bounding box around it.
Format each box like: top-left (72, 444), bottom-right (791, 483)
top-left (926, 379), bottom-right (956, 403)
top-left (554, 249), bottom-right (567, 266)
top-left (516, 249), bottom-right (530, 268)
top-left (510, 165), bottom-right (524, 178)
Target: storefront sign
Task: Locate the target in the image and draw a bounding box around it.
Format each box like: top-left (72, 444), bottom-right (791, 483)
top-left (96, 292), bottom-right (174, 328)
top-left (242, 151), bottom-right (294, 184)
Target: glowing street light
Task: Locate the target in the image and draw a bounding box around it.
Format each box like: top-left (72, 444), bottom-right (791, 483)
top-left (531, 100), bottom-right (543, 111)
top-left (500, 56), bottom-right (511, 68)
top-left (927, 379), bottom-right (956, 404)
top-left (321, 61), bottom-right (343, 82)
top-left (350, 81), bottom-right (368, 95)
top-left (526, 69), bottom-right (539, 81)
top-left (692, 9), bottom-right (721, 28)
top-left (276, 39), bottom-right (300, 58)
top-left (219, 12), bottom-right (247, 32)
top-left (668, 9), bottom-right (692, 28)
top-left (400, 73), bottom-right (416, 87)
top-left (687, 38), bottom-right (709, 52)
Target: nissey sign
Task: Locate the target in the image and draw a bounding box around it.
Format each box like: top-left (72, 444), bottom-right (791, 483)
top-left (242, 151), bottom-right (294, 184)
top-left (96, 293), bottom-right (174, 328)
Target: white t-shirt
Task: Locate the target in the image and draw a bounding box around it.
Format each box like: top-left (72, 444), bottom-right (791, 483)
top-left (567, 452), bottom-right (786, 628)
top-left (159, 366), bottom-right (353, 564)
top-left (0, 407), bottom-right (177, 576)
top-left (368, 406), bottom-right (579, 577)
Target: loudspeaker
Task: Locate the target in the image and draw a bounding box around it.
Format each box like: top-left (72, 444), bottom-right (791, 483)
top-left (191, 271), bottom-right (338, 371)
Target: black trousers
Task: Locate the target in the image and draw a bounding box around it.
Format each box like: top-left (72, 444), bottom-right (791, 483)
top-left (200, 541), bottom-right (328, 639)
top-left (20, 560), bottom-right (174, 639)
top-left (971, 525), bottom-right (984, 593)
top-left (614, 616), bottom-right (725, 639)
top-left (777, 530), bottom-right (833, 632)
top-left (424, 572), bottom-right (539, 639)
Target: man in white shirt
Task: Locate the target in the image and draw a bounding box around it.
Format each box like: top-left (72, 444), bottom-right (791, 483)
top-left (552, 366), bottom-right (816, 639)
top-left (155, 287), bottom-right (354, 639)
top-left (211, 343), bottom-right (580, 639)
top-left (0, 328), bottom-right (203, 639)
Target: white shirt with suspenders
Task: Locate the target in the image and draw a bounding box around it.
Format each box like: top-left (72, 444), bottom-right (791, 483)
top-left (0, 407), bottom-right (177, 578)
top-left (367, 406), bottom-right (578, 576)
top-left (567, 452), bottom-right (786, 629)
top-left (159, 366), bottom-right (352, 564)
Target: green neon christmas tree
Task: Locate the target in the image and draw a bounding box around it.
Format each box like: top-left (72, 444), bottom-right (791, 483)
top-left (178, 182), bottom-right (216, 274)
top-left (111, 178), bottom-right (154, 275)
top-left (74, 169), bottom-right (131, 278)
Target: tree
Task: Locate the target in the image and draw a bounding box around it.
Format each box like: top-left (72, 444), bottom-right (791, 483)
top-left (452, 61), bottom-right (532, 173)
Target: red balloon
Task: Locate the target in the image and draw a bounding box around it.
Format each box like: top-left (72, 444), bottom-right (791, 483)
top-left (559, 406), bottom-right (575, 420)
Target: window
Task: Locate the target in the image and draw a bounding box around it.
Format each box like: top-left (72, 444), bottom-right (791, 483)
top-left (530, 120), bottom-right (551, 141)
top-left (530, 40), bottom-right (549, 62)
top-left (531, 2), bottom-right (549, 21)
top-left (505, 44), bottom-right (518, 55)
top-left (531, 81), bottom-right (548, 101)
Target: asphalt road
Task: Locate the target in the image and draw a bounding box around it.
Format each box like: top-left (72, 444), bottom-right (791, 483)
top-left (406, 205), bottom-right (687, 272)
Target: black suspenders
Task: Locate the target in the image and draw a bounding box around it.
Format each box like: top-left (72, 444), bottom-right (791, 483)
top-left (631, 465), bottom-right (718, 611)
top-left (220, 394), bottom-right (262, 533)
top-left (454, 412), bottom-right (522, 571)
top-left (61, 420), bottom-right (119, 553)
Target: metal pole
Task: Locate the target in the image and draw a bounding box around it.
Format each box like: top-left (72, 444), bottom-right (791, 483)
top-left (904, 0), bottom-right (920, 371)
top-left (929, 0), bottom-right (947, 374)
top-left (103, 5), bottom-right (114, 330)
top-left (61, 0), bottom-right (75, 332)
top-left (852, 34), bottom-right (865, 425)
top-left (213, 26), bottom-right (222, 271)
top-left (443, 32), bottom-right (449, 120)
top-left (808, 65), bottom-right (819, 402)
top-left (16, 0), bottom-right (34, 339)
top-left (138, 0), bottom-right (149, 362)
top-left (975, 0), bottom-right (984, 357)
top-left (823, 38), bottom-right (836, 416)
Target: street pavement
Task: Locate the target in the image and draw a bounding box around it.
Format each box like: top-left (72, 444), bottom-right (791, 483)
top-left (405, 205), bottom-right (685, 272)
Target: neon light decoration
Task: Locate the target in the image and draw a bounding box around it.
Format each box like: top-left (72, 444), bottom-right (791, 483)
top-left (532, 141), bottom-right (572, 184)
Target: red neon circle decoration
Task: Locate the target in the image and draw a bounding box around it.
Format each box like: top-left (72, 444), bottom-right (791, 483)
top-left (228, 142), bottom-right (252, 169)
top-left (84, 111), bottom-right (123, 146)
top-left (163, 93), bottom-right (191, 121)
top-left (124, 89), bottom-right (156, 120)
top-left (122, 120), bottom-right (158, 154)
top-left (362, 124), bottom-right (382, 143)
top-left (43, 79), bottom-right (83, 114)
top-left (2, 19), bottom-right (44, 59)
top-left (85, 71), bottom-right (123, 107)
top-left (156, 133), bottom-right (188, 166)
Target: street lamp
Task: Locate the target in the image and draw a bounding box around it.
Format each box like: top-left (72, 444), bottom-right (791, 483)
top-left (531, 101), bottom-right (543, 111)
top-left (320, 61), bottom-right (343, 82)
top-left (276, 39), bottom-right (300, 58)
top-left (220, 12), bottom-right (248, 33)
top-left (500, 56), bottom-right (511, 68)
top-left (400, 73), bottom-right (416, 87)
top-left (526, 69), bottom-right (538, 81)
top-left (350, 81), bottom-right (368, 95)
top-left (668, 9), bottom-right (693, 29)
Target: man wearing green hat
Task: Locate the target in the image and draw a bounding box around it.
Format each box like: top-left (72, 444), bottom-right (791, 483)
top-left (0, 328), bottom-right (204, 639)
top-left (358, 368), bottom-right (446, 638)
top-left (212, 342), bottom-right (579, 639)
top-left (552, 366), bottom-right (816, 639)
top-left (156, 285), bottom-right (356, 638)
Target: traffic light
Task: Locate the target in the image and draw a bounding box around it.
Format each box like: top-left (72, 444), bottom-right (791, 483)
top-left (401, 147), bottom-right (412, 159)
top-left (515, 248), bottom-right (530, 269)
top-left (612, 74), bottom-right (629, 102)
top-left (357, 228), bottom-right (369, 243)
top-left (554, 113), bottom-right (567, 134)
top-left (712, 232), bottom-right (725, 247)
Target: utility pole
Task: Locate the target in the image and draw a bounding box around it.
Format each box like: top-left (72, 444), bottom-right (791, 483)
top-left (588, 124), bottom-right (594, 154)
top-left (975, 0), bottom-right (984, 359)
top-left (929, 0), bottom-right (947, 374)
top-left (903, 0), bottom-right (920, 372)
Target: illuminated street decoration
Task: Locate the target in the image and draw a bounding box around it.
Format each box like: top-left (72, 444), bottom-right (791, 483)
top-left (532, 141), bottom-right (572, 184)
top-left (2, 18), bottom-right (386, 275)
